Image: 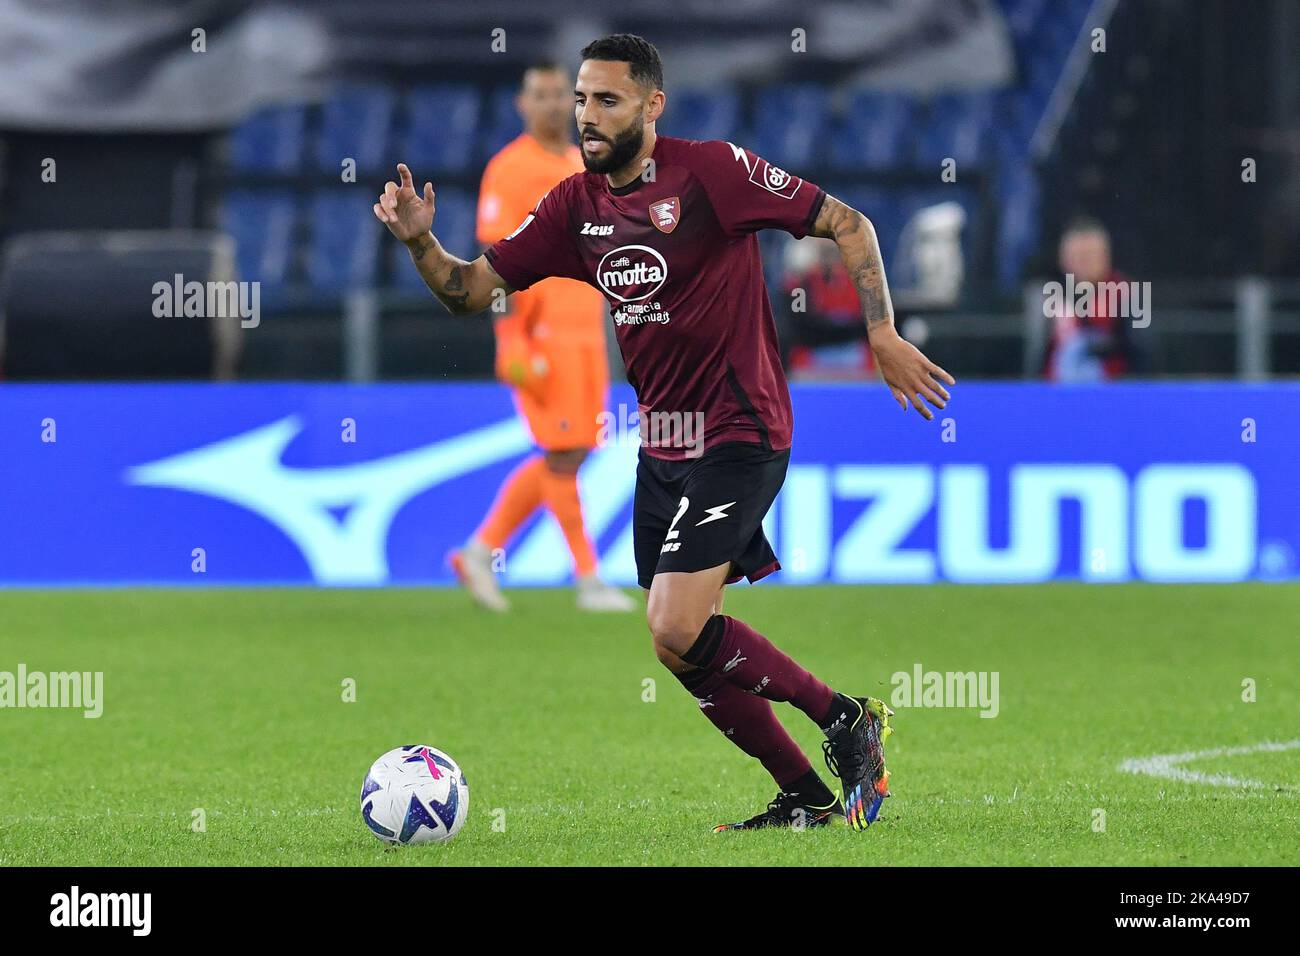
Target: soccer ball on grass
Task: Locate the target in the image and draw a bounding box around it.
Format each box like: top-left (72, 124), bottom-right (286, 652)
top-left (360, 745), bottom-right (469, 845)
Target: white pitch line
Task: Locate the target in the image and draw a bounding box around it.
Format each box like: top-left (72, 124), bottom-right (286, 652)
top-left (1119, 739), bottom-right (1300, 789)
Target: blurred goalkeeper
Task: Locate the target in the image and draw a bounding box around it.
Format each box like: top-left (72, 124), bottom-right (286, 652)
top-left (452, 62), bottom-right (633, 614)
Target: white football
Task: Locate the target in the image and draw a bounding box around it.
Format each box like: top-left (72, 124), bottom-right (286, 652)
top-left (360, 745), bottom-right (470, 845)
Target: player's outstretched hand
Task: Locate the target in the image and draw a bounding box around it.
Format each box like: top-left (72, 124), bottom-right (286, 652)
top-left (870, 329), bottom-right (955, 420)
top-left (373, 163), bottom-right (435, 243)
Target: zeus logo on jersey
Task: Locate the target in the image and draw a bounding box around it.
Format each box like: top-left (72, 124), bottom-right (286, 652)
top-left (580, 222), bottom-right (614, 236)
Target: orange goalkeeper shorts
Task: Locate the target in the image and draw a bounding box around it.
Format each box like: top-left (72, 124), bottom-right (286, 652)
top-left (509, 342), bottom-right (609, 452)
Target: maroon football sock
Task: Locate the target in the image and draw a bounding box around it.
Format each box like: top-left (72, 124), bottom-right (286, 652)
top-left (682, 614), bottom-right (836, 726)
top-left (674, 668), bottom-right (812, 790)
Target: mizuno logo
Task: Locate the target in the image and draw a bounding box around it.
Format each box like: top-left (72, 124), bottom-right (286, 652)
top-left (125, 416), bottom-right (536, 585)
top-left (696, 502), bottom-right (736, 526)
top-left (124, 414), bottom-right (637, 588)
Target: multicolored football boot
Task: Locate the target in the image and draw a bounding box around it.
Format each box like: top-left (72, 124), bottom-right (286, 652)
top-left (821, 695), bottom-right (894, 830)
top-left (712, 790), bottom-right (842, 832)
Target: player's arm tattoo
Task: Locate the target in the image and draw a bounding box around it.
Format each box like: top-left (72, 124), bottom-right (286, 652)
top-left (403, 233), bottom-right (508, 315)
top-left (409, 234), bottom-right (433, 261)
top-left (811, 194), bottom-right (894, 333)
top-left (442, 264), bottom-right (470, 311)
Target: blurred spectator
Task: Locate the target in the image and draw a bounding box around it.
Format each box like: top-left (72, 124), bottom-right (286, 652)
top-left (779, 237), bottom-right (873, 380)
top-left (1043, 217), bottom-right (1137, 381)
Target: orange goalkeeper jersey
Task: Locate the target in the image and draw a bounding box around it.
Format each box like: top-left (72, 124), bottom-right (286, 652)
top-left (476, 133), bottom-right (606, 348)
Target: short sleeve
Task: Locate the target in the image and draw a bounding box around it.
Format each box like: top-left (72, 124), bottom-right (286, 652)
top-left (483, 181), bottom-right (587, 292)
top-left (475, 158), bottom-right (517, 245)
top-left (688, 140), bottom-right (825, 240)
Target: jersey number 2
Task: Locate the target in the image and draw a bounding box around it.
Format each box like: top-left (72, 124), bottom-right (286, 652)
top-left (661, 496), bottom-right (689, 554)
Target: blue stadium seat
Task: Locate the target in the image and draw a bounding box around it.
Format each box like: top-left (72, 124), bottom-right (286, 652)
top-left (432, 188), bottom-right (478, 260)
top-left (996, 163), bottom-right (1039, 290)
top-left (390, 188), bottom-right (478, 291)
top-left (1046, 24), bottom-right (1077, 63)
top-left (391, 241), bottom-right (428, 293)
top-left (404, 84), bottom-right (481, 174)
top-left (479, 86), bottom-right (523, 162)
top-left (662, 89), bottom-right (739, 142)
top-left (313, 85), bottom-right (396, 174)
top-left (307, 192), bottom-right (382, 291)
top-left (914, 93), bottom-right (995, 169)
top-left (751, 84), bottom-right (831, 169)
top-left (1024, 54), bottom-right (1058, 115)
top-left (830, 91), bottom-right (914, 171)
top-left (229, 105), bottom-right (307, 174)
top-left (992, 91), bottom-right (1038, 159)
top-left (1068, 0), bottom-right (1094, 21)
top-left (1003, 0), bottom-right (1050, 41)
top-left (219, 189), bottom-right (298, 294)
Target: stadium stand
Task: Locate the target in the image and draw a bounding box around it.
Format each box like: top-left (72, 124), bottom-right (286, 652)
top-left (12, 0), bottom-right (1285, 382)
top-left (214, 0), bottom-right (1105, 309)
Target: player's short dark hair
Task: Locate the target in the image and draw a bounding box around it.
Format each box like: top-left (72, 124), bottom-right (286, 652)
top-left (522, 59), bottom-right (566, 81)
top-left (579, 34), bottom-right (664, 92)
top-left (1062, 215), bottom-right (1109, 238)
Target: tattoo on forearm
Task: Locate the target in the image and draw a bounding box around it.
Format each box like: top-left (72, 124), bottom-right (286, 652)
top-left (812, 194), bottom-right (859, 239)
top-left (852, 260), bottom-right (888, 329)
top-left (814, 194), bottom-right (893, 331)
top-left (831, 202), bottom-right (862, 238)
top-left (406, 233), bottom-right (473, 312)
top-left (439, 264), bottom-right (470, 311)
top-left (409, 234), bottom-right (433, 261)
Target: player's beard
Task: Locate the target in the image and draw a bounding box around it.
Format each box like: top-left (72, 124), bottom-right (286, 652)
top-left (580, 119), bottom-right (645, 175)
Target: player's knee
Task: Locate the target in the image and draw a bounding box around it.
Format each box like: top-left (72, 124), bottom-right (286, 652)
top-left (651, 638), bottom-right (686, 671)
top-left (645, 603), bottom-right (703, 658)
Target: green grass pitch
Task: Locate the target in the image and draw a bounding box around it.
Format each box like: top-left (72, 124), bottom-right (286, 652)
top-left (1, 584), bottom-right (1296, 866)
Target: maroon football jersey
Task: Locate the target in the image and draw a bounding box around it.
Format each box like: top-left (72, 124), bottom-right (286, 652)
top-left (484, 135), bottom-right (825, 460)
